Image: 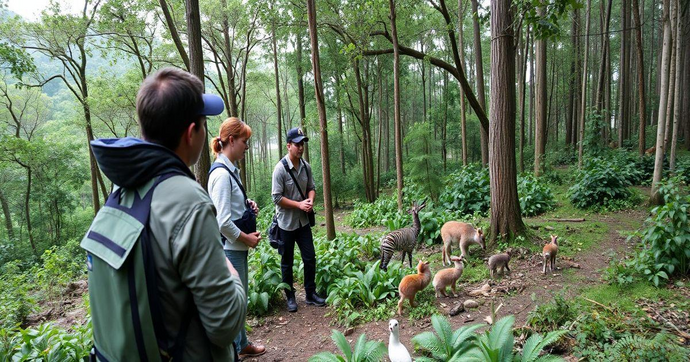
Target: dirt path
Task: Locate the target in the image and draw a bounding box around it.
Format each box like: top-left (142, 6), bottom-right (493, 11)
top-left (242, 209), bottom-right (647, 361)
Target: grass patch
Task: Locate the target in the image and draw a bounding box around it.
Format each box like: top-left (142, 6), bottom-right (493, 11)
top-left (579, 282), bottom-right (677, 314)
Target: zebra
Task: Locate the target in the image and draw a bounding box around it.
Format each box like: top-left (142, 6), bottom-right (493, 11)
top-left (380, 200), bottom-right (427, 271)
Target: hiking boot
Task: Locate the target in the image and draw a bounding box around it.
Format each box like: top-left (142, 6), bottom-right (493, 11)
top-left (239, 343), bottom-right (266, 359)
top-left (306, 292), bottom-right (326, 307)
top-left (286, 293), bottom-right (298, 312)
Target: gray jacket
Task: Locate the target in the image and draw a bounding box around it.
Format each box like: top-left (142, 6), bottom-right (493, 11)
top-left (271, 156), bottom-right (315, 231)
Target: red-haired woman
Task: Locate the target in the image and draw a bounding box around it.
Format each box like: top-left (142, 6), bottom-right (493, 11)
top-left (208, 117), bottom-right (265, 359)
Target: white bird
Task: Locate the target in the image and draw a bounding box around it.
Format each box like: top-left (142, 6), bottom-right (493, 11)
top-left (388, 319), bottom-right (412, 362)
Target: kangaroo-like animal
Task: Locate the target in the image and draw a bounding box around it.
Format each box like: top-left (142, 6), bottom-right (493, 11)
top-left (397, 260), bottom-right (431, 315)
top-left (488, 250), bottom-right (512, 279)
top-left (432, 255), bottom-right (465, 298)
top-left (542, 234), bottom-right (559, 274)
top-left (440, 221), bottom-right (484, 265)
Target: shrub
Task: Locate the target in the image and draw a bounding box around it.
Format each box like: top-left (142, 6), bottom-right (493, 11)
top-left (568, 157), bottom-right (634, 210)
top-left (527, 294), bottom-right (576, 333)
top-left (0, 261), bottom-right (35, 329)
top-left (348, 196), bottom-right (398, 228)
top-left (247, 243), bottom-right (289, 316)
top-left (608, 333), bottom-right (690, 361)
top-left (439, 164), bottom-right (490, 216)
top-left (0, 320), bottom-right (92, 360)
top-left (517, 175), bottom-right (555, 216)
top-left (629, 177), bottom-right (690, 286)
top-left (33, 239), bottom-right (85, 301)
top-left (412, 314), bottom-right (481, 361)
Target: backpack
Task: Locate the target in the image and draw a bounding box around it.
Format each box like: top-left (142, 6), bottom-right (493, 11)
top-left (208, 162), bottom-right (257, 241)
top-left (81, 173), bottom-right (191, 361)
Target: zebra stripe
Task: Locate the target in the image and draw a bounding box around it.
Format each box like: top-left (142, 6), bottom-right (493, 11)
top-left (380, 227), bottom-right (418, 270)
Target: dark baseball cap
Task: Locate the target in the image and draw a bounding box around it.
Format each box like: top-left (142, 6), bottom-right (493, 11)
top-left (286, 127), bottom-right (309, 143)
top-left (199, 94), bottom-right (225, 116)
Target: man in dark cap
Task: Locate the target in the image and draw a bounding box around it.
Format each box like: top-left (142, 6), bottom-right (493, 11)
top-left (271, 127), bottom-right (326, 312)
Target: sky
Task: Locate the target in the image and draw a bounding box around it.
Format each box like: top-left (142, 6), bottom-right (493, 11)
top-left (5, 0), bottom-right (78, 20)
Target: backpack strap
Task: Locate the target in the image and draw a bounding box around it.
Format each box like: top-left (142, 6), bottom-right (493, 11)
top-left (105, 172), bottom-right (193, 361)
top-left (209, 162), bottom-right (248, 203)
top-left (281, 158), bottom-right (307, 200)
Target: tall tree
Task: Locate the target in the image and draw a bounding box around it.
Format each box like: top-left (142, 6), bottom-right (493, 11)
top-left (534, 5), bottom-right (547, 176)
top-left (389, 0), bottom-right (404, 211)
top-left (296, 32), bottom-right (310, 162)
top-left (470, 0), bottom-right (488, 165)
top-left (489, 0), bottom-right (524, 240)
top-left (632, 0), bottom-right (646, 156)
top-left (668, 0), bottom-right (683, 172)
top-left (578, 0), bottom-right (592, 168)
top-left (618, 0), bottom-right (631, 147)
top-left (269, 3), bottom-right (283, 158)
top-left (306, 0), bottom-right (335, 240)
top-left (651, 0), bottom-right (673, 205)
top-left (458, 0), bottom-right (468, 166)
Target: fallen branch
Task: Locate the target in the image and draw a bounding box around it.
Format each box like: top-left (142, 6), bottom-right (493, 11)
top-left (583, 297), bottom-right (613, 312)
top-left (546, 218), bottom-right (586, 222)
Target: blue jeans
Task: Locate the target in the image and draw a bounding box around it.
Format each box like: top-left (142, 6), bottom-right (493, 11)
top-left (224, 249), bottom-right (249, 353)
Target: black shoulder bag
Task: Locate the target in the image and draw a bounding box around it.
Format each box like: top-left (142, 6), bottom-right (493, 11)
top-left (281, 158), bottom-right (316, 227)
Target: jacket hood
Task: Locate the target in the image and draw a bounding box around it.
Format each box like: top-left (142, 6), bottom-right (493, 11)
top-left (91, 137), bottom-right (195, 188)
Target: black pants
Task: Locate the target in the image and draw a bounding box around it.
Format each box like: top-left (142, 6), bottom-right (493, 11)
top-left (278, 225), bottom-right (316, 295)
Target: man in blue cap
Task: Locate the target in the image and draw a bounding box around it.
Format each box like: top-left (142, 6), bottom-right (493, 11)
top-left (84, 68), bottom-right (246, 360)
top-left (271, 127), bottom-right (326, 312)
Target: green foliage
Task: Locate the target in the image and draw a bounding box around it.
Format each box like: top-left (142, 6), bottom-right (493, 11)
top-left (0, 321), bottom-right (92, 361)
top-left (348, 196), bottom-right (398, 228)
top-left (517, 175), bottom-right (555, 216)
top-left (628, 178), bottom-right (690, 286)
top-left (404, 122), bottom-right (443, 201)
top-left (247, 242), bottom-right (289, 316)
top-left (34, 239), bottom-right (84, 301)
top-left (608, 333), bottom-right (690, 361)
top-left (0, 260), bottom-right (35, 329)
top-left (527, 294), bottom-right (576, 334)
top-left (439, 164), bottom-right (490, 216)
top-left (308, 330), bottom-right (386, 362)
top-left (411, 314), bottom-right (481, 361)
top-left (0, 42), bottom-right (36, 79)
top-left (567, 157), bottom-right (635, 210)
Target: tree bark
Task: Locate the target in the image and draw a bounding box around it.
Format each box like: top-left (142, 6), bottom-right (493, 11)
top-left (334, 75), bottom-right (346, 175)
top-left (389, 0), bottom-right (404, 211)
top-left (632, 0), bottom-right (647, 156)
top-left (578, 0), bottom-right (592, 168)
top-left (271, 11), bottom-right (283, 158)
top-left (159, 0), bottom-right (190, 70)
top-left (651, 0), bottom-right (673, 205)
top-left (519, 28), bottom-right (530, 173)
top-left (618, 0), bottom-right (631, 147)
top-left (669, 0), bottom-right (682, 172)
top-left (185, 0), bottom-right (210, 187)
top-left (296, 33), bottom-right (310, 162)
top-left (534, 5), bottom-right (547, 177)
top-left (489, 0), bottom-right (524, 241)
top-left (0, 189), bottom-right (13, 240)
top-left (458, 0), bottom-right (468, 166)
top-left (470, 0), bottom-right (489, 165)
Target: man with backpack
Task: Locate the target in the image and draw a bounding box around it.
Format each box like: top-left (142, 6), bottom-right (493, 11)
top-left (82, 68), bottom-right (246, 361)
top-left (271, 127), bottom-right (326, 312)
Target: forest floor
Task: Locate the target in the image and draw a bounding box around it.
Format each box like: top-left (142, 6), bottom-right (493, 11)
top-left (239, 207), bottom-right (661, 361)
top-left (25, 187), bottom-right (690, 361)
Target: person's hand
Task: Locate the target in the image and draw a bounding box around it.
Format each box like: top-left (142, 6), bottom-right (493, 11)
top-left (248, 199), bottom-right (259, 214)
top-left (226, 258), bottom-right (240, 278)
top-left (241, 231), bottom-right (261, 248)
top-left (299, 199), bottom-right (313, 212)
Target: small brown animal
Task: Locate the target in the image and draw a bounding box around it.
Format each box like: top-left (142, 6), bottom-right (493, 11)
top-left (432, 255), bottom-right (465, 298)
top-left (397, 260), bottom-right (432, 315)
top-left (441, 221), bottom-right (485, 265)
top-left (488, 250), bottom-right (512, 279)
top-left (645, 146), bottom-right (656, 155)
top-left (542, 234), bottom-right (559, 274)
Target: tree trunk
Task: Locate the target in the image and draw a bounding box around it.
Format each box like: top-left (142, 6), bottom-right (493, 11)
top-left (669, 0), bottom-right (682, 172)
top-left (571, 8), bottom-right (581, 148)
top-left (651, 0), bottom-right (673, 205)
top-left (0, 189), bottom-right (13, 240)
top-left (390, 0), bottom-right (404, 211)
top-left (296, 33), bottom-right (310, 163)
top-left (23, 167), bottom-right (37, 255)
top-left (519, 28), bottom-right (530, 173)
top-left (271, 14), bottom-right (283, 159)
top-left (489, 0), bottom-right (524, 241)
top-left (632, 0), bottom-right (646, 156)
top-left (618, 0), bottom-right (631, 147)
top-left (471, 0), bottom-right (488, 165)
top-left (684, 12), bottom-right (690, 151)
top-left (578, 0), bottom-right (592, 168)
top-left (185, 0), bottom-right (210, 187)
top-left (534, 5), bottom-right (547, 177)
top-left (306, 0), bottom-right (335, 240)
top-left (159, 0), bottom-right (190, 70)
top-left (458, 0), bottom-right (468, 166)
top-left (354, 60), bottom-right (375, 202)
top-left (335, 75), bottom-right (346, 175)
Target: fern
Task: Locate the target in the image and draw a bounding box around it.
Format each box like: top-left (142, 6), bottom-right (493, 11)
top-left (608, 333), bottom-right (690, 361)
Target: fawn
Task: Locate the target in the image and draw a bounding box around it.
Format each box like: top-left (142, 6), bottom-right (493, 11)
top-left (397, 260), bottom-right (432, 315)
top-left (432, 255), bottom-right (465, 298)
top-left (543, 234), bottom-right (559, 274)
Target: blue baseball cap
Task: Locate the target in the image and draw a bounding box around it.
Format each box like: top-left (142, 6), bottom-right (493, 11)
top-left (287, 127), bottom-right (309, 143)
top-left (199, 94), bottom-right (225, 116)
